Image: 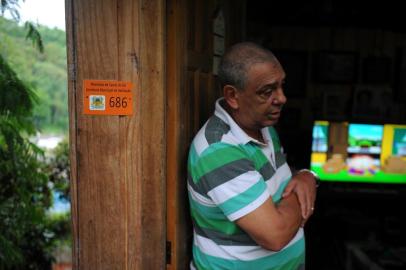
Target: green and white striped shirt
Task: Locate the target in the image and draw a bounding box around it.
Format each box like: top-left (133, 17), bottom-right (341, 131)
top-left (187, 98), bottom-right (305, 270)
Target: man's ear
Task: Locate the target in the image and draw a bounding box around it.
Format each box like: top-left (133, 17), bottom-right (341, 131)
top-left (223, 85), bottom-right (239, 109)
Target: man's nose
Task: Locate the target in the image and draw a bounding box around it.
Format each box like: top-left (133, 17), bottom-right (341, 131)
top-left (272, 89), bottom-right (287, 105)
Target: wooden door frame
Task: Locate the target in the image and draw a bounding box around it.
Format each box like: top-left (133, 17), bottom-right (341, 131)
top-left (66, 0), bottom-right (166, 268)
top-left (166, 0), bottom-right (189, 268)
top-left (165, 1), bottom-right (246, 269)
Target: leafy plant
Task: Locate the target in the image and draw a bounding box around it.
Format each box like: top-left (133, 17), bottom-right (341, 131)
top-left (0, 54), bottom-right (54, 269)
top-left (46, 139), bottom-right (70, 202)
top-left (0, 16), bottom-right (67, 134)
top-left (0, 2), bottom-right (70, 268)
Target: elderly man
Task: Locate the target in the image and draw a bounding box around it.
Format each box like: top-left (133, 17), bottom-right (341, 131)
top-left (187, 42), bottom-right (317, 269)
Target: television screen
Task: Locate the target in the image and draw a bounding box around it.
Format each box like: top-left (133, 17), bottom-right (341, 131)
top-left (393, 127), bottom-right (406, 155)
top-left (310, 121), bottom-right (406, 184)
top-left (347, 124), bottom-right (383, 155)
top-left (347, 124), bottom-right (383, 176)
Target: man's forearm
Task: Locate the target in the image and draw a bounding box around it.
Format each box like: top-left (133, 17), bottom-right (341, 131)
top-left (273, 193), bottom-right (302, 245)
top-left (235, 194), bottom-right (303, 251)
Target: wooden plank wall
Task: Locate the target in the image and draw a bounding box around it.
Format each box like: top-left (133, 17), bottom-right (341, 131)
top-left (66, 0), bottom-right (165, 269)
top-left (166, 1), bottom-right (245, 269)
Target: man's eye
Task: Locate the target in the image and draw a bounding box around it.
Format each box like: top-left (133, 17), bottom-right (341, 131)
top-left (260, 88), bottom-right (274, 97)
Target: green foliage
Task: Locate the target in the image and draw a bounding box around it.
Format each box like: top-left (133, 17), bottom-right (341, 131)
top-left (0, 16), bottom-right (68, 134)
top-left (25, 21), bottom-right (44, 53)
top-left (0, 54), bottom-right (37, 133)
top-left (45, 140), bottom-right (72, 249)
top-left (0, 56), bottom-right (54, 268)
top-left (0, 125), bottom-right (72, 269)
top-left (1, 6), bottom-right (70, 268)
top-left (46, 139), bottom-right (70, 202)
top-left (46, 212), bottom-right (71, 247)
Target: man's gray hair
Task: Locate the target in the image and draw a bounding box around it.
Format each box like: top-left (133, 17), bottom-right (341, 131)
top-left (218, 42), bottom-right (278, 90)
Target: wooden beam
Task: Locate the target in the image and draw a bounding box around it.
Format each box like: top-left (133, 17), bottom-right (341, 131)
top-left (66, 0), bottom-right (165, 269)
top-left (166, 0), bottom-right (187, 268)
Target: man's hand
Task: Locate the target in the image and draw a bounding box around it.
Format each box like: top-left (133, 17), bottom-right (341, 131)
top-left (282, 170), bottom-right (317, 224)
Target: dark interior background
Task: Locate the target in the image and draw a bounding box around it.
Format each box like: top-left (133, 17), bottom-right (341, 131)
top-left (245, 1), bottom-right (406, 269)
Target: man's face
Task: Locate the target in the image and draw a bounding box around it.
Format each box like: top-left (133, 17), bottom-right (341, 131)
top-left (235, 61), bottom-right (287, 131)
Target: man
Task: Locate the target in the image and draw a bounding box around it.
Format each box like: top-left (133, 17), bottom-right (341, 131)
top-left (187, 42), bottom-right (317, 269)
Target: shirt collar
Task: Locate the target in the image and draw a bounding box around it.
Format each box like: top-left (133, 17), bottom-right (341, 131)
top-left (214, 98), bottom-right (269, 146)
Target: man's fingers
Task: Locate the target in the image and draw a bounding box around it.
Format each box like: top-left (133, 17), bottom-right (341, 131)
top-left (282, 181), bottom-right (296, 198)
top-left (296, 190), bottom-right (308, 219)
top-left (307, 188), bottom-right (312, 216)
top-left (301, 218), bottom-right (308, 227)
top-left (301, 203), bottom-right (307, 219)
top-left (286, 171), bottom-right (318, 219)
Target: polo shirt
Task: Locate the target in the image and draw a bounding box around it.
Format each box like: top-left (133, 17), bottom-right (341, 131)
top-left (187, 98), bottom-right (305, 270)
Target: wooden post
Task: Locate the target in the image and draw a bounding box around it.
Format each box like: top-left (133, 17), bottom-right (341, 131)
top-left (66, 0), bottom-right (165, 269)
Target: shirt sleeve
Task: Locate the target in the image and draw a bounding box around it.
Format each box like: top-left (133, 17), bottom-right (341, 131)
top-left (195, 143), bottom-right (271, 221)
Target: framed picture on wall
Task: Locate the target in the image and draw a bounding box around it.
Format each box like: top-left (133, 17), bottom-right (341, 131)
top-left (322, 86), bottom-right (352, 120)
top-left (362, 56), bottom-right (392, 84)
top-left (352, 85), bottom-right (393, 121)
top-left (313, 51), bottom-right (358, 83)
top-left (394, 47), bottom-right (406, 101)
top-left (273, 50), bottom-right (308, 98)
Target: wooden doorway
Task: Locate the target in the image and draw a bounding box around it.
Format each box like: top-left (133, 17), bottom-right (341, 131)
top-left (166, 0), bottom-right (245, 269)
top-left (66, 0), bottom-right (166, 269)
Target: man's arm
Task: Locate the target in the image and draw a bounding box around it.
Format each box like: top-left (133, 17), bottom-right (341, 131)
top-left (235, 193), bottom-right (302, 251)
top-left (282, 170), bottom-right (318, 221)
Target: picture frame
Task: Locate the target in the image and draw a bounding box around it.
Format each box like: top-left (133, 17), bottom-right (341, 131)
top-left (313, 51), bottom-right (358, 83)
top-left (352, 85), bottom-right (393, 121)
top-left (322, 86), bottom-right (352, 120)
top-left (273, 50), bottom-right (308, 98)
top-left (394, 47), bottom-right (406, 102)
top-left (361, 56), bottom-right (392, 84)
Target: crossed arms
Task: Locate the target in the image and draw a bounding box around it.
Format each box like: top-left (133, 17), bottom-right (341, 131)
top-left (236, 170), bottom-right (317, 251)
